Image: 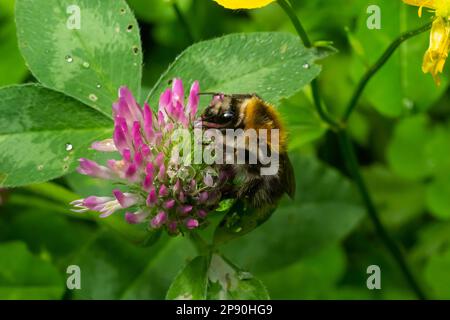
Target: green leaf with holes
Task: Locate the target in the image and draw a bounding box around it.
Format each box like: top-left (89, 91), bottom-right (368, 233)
top-left (0, 241), bottom-right (64, 299)
top-left (147, 32), bottom-right (333, 109)
top-left (0, 84), bottom-right (112, 187)
top-left (16, 0), bottom-right (142, 117)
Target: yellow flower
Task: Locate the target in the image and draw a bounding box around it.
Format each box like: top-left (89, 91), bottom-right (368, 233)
top-left (213, 0), bottom-right (275, 9)
top-left (403, 0), bottom-right (450, 17)
top-left (422, 17), bottom-right (450, 85)
top-left (403, 0), bottom-right (450, 85)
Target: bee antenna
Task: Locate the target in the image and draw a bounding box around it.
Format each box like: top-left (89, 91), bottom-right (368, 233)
top-left (198, 92), bottom-right (223, 96)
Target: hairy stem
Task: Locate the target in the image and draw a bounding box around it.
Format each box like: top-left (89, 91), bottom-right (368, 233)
top-left (342, 22), bottom-right (432, 122)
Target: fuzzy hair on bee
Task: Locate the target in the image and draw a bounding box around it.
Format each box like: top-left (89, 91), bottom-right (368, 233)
top-left (201, 93), bottom-right (295, 208)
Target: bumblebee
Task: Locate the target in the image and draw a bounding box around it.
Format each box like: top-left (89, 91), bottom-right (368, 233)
top-left (201, 93), bottom-right (295, 208)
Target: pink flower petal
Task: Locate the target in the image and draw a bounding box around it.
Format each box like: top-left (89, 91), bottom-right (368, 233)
top-left (113, 190), bottom-right (138, 208)
top-left (91, 139), bottom-right (117, 152)
top-left (125, 211), bottom-right (149, 224)
top-left (159, 88), bottom-right (172, 112)
top-left (142, 173), bottom-right (153, 192)
top-left (185, 218), bottom-right (199, 229)
top-left (77, 159), bottom-right (112, 179)
top-left (158, 184), bottom-right (168, 197)
top-left (146, 187), bottom-right (158, 206)
top-left (187, 81), bottom-right (199, 120)
top-left (164, 199), bottom-right (176, 209)
top-left (171, 78), bottom-right (184, 103)
top-left (151, 211), bottom-right (167, 228)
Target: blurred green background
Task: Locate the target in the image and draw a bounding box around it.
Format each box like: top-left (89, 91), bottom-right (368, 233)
top-left (1, 0), bottom-right (450, 299)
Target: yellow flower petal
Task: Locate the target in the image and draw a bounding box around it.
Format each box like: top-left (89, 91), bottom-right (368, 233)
top-left (213, 0), bottom-right (275, 9)
top-left (422, 17), bottom-right (450, 85)
top-left (402, 0), bottom-right (450, 17)
top-left (402, 0), bottom-right (437, 9)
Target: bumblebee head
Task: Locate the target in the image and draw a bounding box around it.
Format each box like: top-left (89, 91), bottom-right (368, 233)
top-left (200, 93), bottom-right (254, 129)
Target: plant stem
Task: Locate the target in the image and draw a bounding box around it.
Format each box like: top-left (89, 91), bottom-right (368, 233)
top-left (277, 0), bottom-right (311, 47)
top-left (278, 0), bottom-right (428, 299)
top-left (277, 0), bottom-right (339, 129)
top-left (342, 22), bottom-right (432, 122)
top-left (337, 130), bottom-right (426, 299)
top-left (172, 1), bottom-right (196, 43)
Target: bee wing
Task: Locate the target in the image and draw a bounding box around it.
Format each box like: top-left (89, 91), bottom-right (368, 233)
top-left (281, 153), bottom-right (296, 199)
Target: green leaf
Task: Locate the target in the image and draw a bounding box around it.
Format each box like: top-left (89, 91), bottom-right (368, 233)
top-left (0, 84), bottom-right (112, 187)
top-left (363, 165), bottom-right (425, 228)
top-left (127, 0), bottom-right (192, 23)
top-left (148, 32), bottom-right (331, 108)
top-left (387, 115), bottom-right (432, 180)
top-left (120, 237), bottom-right (197, 299)
top-left (166, 254), bottom-right (269, 300)
top-left (426, 173), bottom-right (450, 220)
top-left (424, 247), bottom-right (450, 299)
top-left (0, 241), bottom-right (64, 299)
top-left (260, 245), bottom-right (346, 299)
top-left (16, 0), bottom-right (142, 116)
top-left (219, 155), bottom-right (364, 273)
top-left (411, 222), bottom-right (450, 263)
top-left (207, 254), bottom-right (269, 300)
top-left (69, 231), bottom-right (195, 299)
top-left (351, 0), bottom-right (447, 117)
top-left (0, 0), bottom-right (28, 86)
top-left (166, 256), bottom-right (209, 300)
top-left (278, 91), bottom-right (327, 149)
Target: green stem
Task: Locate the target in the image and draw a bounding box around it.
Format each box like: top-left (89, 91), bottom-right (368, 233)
top-left (337, 131), bottom-right (426, 299)
top-left (277, 0), bottom-right (311, 47)
top-left (172, 1), bottom-right (195, 43)
top-left (278, 0), bottom-right (428, 299)
top-left (342, 22), bottom-right (432, 122)
top-left (277, 0), bottom-right (339, 129)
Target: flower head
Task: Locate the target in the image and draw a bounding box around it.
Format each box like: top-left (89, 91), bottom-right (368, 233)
top-left (71, 79), bottom-right (223, 235)
top-left (403, 0), bottom-right (450, 85)
top-left (214, 0), bottom-right (275, 9)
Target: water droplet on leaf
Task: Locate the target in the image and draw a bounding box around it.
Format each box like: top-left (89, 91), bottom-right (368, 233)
top-left (82, 61), bottom-right (90, 68)
top-left (89, 94), bottom-right (98, 102)
top-left (65, 55), bottom-right (73, 63)
top-left (302, 63), bottom-right (310, 69)
top-left (65, 143), bottom-right (73, 151)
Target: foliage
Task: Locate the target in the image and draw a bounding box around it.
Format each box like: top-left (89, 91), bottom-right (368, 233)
top-left (0, 0), bottom-right (449, 300)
